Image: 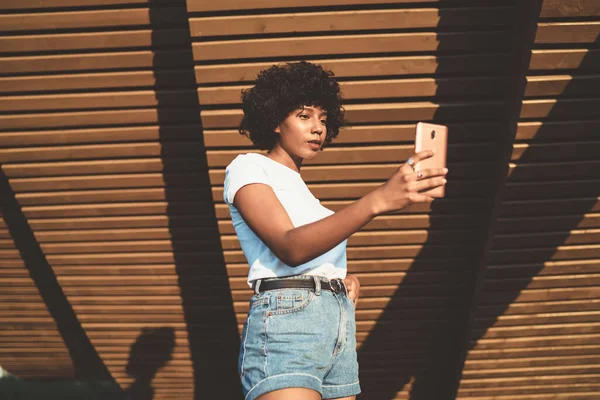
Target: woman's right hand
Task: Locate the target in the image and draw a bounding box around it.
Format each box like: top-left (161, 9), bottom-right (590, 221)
top-left (369, 150), bottom-right (448, 215)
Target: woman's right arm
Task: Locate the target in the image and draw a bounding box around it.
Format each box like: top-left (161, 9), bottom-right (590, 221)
top-left (233, 150), bottom-right (447, 267)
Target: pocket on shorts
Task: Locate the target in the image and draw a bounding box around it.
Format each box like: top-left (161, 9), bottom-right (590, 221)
top-left (268, 289), bottom-right (314, 316)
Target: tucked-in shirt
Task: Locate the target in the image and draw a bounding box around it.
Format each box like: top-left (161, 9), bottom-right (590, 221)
top-left (223, 153), bottom-right (347, 286)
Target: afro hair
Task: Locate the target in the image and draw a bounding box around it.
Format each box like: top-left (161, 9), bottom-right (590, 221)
top-left (239, 61), bottom-right (344, 150)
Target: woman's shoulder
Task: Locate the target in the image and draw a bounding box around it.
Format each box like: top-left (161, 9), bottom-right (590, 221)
top-left (226, 153), bottom-right (266, 172)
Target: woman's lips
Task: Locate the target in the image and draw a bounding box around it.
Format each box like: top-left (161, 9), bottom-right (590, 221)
top-left (308, 141), bottom-right (321, 150)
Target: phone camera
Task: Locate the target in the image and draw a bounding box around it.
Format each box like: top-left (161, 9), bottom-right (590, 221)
top-left (431, 130), bottom-right (436, 140)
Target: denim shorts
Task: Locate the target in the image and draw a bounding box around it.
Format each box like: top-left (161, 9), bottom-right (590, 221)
top-left (238, 277), bottom-right (360, 400)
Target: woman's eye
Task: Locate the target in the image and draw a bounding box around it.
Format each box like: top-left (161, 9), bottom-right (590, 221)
top-left (320, 120), bottom-right (327, 125)
top-left (299, 114), bottom-right (309, 119)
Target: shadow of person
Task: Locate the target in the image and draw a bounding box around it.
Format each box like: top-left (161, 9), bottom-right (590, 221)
top-left (358, 2), bottom-right (599, 399)
top-left (124, 327), bottom-right (175, 400)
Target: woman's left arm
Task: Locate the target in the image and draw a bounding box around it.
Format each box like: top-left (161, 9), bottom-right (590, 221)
top-left (344, 274), bottom-right (360, 307)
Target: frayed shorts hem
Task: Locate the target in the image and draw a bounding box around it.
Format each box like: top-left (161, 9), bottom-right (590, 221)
top-left (322, 381), bottom-right (361, 399)
top-left (244, 373), bottom-right (361, 400)
top-left (245, 373), bottom-right (322, 400)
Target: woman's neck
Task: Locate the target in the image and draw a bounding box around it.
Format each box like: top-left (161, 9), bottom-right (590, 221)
top-left (267, 145), bottom-right (303, 172)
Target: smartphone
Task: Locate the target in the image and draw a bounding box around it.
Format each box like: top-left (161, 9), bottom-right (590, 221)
top-left (414, 122), bottom-right (448, 197)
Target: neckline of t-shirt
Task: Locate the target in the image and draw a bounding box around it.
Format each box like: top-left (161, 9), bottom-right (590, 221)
top-left (248, 153), bottom-right (302, 177)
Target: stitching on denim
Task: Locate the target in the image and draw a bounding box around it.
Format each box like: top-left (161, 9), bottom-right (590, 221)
top-left (251, 297), bottom-right (269, 307)
top-left (262, 297), bottom-right (269, 377)
top-left (245, 373), bottom-right (322, 400)
top-left (268, 289), bottom-right (314, 316)
top-left (322, 380), bottom-right (360, 388)
top-left (239, 313), bottom-right (251, 379)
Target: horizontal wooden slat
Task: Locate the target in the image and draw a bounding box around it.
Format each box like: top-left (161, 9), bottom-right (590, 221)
top-left (195, 54), bottom-right (511, 84)
top-left (29, 214), bottom-right (482, 242)
top-left (0, 90), bottom-right (198, 112)
top-left (504, 180), bottom-right (600, 200)
top-left (516, 120), bottom-right (600, 141)
top-left (0, 125), bottom-right (198, 147)
top-left (6, 164), bottom-right (489, 193)
top-left (196, 77), bottom-right (506, 105)
top-left (508, 160), bottom-right (600, 181)
top-left (29, 230), bottom-right (474, 253)
top-left (189, 8), bottom-right (513, 37)
top-left (209, 143), bottom-right (495, 168)
top-left (489, 244), bottom-right (600, 264)
top-left (496, 214), bottom-right (600, 233)
top-left (501, 198), bottom-right (600, 217)
top-left (494, 230), bottom-right (599, 248)
top-left (0, 50), bottom-right (191, 74)
top-left (540, 0), bottom-right (600, 17)
top-left (520, 98), bottom-right (600, 119)
top-left (478, 286), bottom-right (600, 309)
top-left (464, 354), bottom-right (600, 370)
top-left (0, 108), bottom-right (196, 131)
top-left (525, 75), bottom-right (600, 97)
top-left (0, 142), bottom-right (495, 164)
top-left (0, 121), bottom-right (499, 148)
top-left (0, 70), bottom-right (196, 94)
top-left (3, 159), bottom-right (492, 182)
top-left (0, 101), bottom-right (503, 131)
top-left (511, 142), bottom-right (600, 162)
top-left (214, 181), bottom-right (488, 201)
top-left (484, 260), bottom-right (600, 279)
top-left (0, 0), bottom-right (182, 10)
top-left (458, 384), bottom-right (600, 397)
top-left (535, 22), bottom-right (600, 44)
top-left (1, 77), bottom-right (507, 111)
top-left (0, 7), bottom-right (187, 32)
top-left (461, 374), bottom-right (600, 391)
top-left (19, 197), bottom-right (482, 221)
top-left (482, 274), bottom-right (600, 292)
top-left (206, 121), bottom-right (501, 147)
top-left (192, 31), bottom-right (511, 61)
top-left (530, 49), bottom-right (600, 71)
top-left (34, 245), bottom-right (471, 266)
top-left (187, 0), bottom-right (458, 12)
top-left (0, 30), bottom-right (190, 54)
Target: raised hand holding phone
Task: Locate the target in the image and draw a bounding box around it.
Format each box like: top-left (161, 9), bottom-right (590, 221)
top-left (414, 122), bottom-right (448, 198)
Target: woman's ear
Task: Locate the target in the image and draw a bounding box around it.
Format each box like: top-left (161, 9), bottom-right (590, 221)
top-left (274, 125), bottom-right (281, 134)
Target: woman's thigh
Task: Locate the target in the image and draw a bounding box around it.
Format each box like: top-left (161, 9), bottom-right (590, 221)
top-left (257, 387), bottom-right (321, 400)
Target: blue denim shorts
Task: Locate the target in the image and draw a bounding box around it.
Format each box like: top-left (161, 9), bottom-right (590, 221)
top-left (238, 277), bottom-right (360, 400)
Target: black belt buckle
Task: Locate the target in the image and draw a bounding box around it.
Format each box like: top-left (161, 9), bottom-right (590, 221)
top-left (329, 278), bottom-right (346, 294)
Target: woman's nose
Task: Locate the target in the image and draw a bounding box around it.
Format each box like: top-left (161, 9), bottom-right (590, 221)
top-left (312, 118), bottom-right (323, 134)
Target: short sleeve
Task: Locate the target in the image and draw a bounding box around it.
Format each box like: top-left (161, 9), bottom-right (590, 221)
top-left (223, 155), bottom-right (271, 205)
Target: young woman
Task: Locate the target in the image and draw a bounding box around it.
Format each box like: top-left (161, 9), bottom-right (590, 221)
top-left (224, 61), bottom-right (448, 400)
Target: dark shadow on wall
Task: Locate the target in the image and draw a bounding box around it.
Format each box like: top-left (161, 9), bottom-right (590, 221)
top-left (124, 327), bottom-right (175, 400)
top-left (451, 19), bottom-right (600, 400)
top-left (0, 169), bottom-right (114, 384)
top-left (358, 1), bottom-right (600, 400)
top-left (149, 3), bottom-right (243, 399)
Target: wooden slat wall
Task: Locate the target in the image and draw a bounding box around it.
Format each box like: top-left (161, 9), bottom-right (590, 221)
top-left (188, 1), bottom-right (516, 398)
top-left (457, 1), bottom-right (600, 399)
top-left (0, 222), bottom-right (75, 379)
top-left (2, 0), bottom-right (599, 399)
top-left (0, 1), bottom-right (213, 398)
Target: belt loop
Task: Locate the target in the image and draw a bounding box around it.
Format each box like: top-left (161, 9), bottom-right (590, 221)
top-left (341, 279), bottom-right (348, 296)
top-left (313, 276), bottom-right (321, 296)
top-left (254, 279), bottom-right (262, 295)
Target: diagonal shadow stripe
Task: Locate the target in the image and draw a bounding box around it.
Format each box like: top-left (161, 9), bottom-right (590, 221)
top-left (0, 167), bottom-right (114, 383)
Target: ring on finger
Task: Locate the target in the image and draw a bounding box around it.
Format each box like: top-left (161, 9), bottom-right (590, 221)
top-left (417, 171), bottom-right (423, 179)
top-left (406, 157), bottom-right (416, 171)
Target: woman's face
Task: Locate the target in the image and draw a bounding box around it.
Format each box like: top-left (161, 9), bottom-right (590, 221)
top-left (273, 105), bottom-right (327, 161)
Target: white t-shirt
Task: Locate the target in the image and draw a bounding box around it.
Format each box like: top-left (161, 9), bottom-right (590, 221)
top-left (223, 153), bottom-right (347, 286)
